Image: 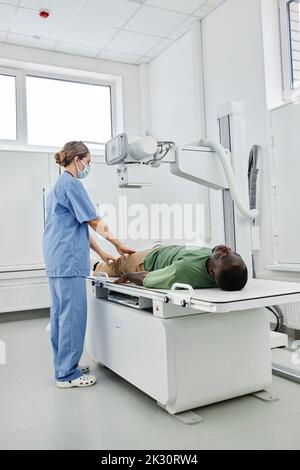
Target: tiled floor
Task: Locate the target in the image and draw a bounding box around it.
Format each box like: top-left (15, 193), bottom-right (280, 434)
top-left (0, 315), bottom-right (300, 450)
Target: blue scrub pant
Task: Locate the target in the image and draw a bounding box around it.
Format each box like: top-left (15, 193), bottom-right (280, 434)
top-left (48, 277), bottom-right (87, 382)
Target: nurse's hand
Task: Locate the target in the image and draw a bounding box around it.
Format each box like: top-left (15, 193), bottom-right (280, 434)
top-left (100, 252), bottom-right (118, 265)
top-left (116, 244), bottom-right (136, 256)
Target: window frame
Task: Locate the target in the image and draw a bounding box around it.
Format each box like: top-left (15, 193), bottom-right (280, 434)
top-left (279, 0), bottom-right (300, 101)
top-left (0, 67), bottom-right (25, 145)
top-left (0, 66), bottom-right (116, 153)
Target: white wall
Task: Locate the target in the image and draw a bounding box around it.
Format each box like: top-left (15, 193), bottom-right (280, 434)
top-left (2, 1), bottom-right (297, 280)
top-left (0, 38), bottom-right (209, 278)
top-left (146, 0), bottom-right (299, 278)
top-left (261, 0), bottom-right (300, 278)
top-left (147, 30), bottom-right (210, 246)
top-left (147, 2), bottom-right (279, 260)
top-left (148, 30), bottom-right (200, 144)
top-left (203, 0), bottom-right (268, 146)
top-left (0, 42), bottom-right (143, 297)
top-left (201, 0), bottom-right (281, 278)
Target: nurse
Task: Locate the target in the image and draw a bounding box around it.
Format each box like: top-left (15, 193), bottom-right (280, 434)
top-left (43, 141), bottom-right (135, 388)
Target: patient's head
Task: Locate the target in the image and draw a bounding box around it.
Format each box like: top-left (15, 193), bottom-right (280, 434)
top-left (208, 245), bottom-right (248, 291)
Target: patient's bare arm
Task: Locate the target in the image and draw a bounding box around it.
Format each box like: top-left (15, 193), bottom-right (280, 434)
top-left (114, 272), bottom-right (148, 286)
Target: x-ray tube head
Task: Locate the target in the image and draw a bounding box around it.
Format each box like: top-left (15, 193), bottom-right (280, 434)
top-left (105, 134), bottom-right (158, 165)
top-left (105, 133), bottom-right (129, 166)
top-left (129, 136), bottom-right (158, 161)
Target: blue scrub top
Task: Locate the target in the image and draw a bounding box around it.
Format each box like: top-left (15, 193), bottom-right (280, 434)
top-left (43, 172), bottom-right (97, 277)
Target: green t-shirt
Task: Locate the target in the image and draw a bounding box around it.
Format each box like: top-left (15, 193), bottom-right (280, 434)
top-left (143, 245), bottom-right (217, 289)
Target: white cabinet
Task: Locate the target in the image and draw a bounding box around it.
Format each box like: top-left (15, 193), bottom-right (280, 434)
top-left (0, 151), bottom-right (54, 272)
top-left (0, 151), bottom-right (60, 313)
top-left (271, 105), bottom-right (300, 265)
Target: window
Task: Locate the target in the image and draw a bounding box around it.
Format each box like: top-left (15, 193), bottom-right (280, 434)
top-left (26, 76), bottom-right (112, 148)
top-left (280, 0), bottom-right (300, 99)
top-left (0, 74), bottom-right (16, 141)
top-left (288, 0), bottom-right (300, 89)
top-left (0, 67), bottom-right (114, 150)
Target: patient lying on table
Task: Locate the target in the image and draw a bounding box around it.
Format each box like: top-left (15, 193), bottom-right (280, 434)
top-left (93, 245), bottom-right (248, 291)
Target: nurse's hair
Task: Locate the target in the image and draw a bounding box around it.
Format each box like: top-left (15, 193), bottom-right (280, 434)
top-left (54, 141), bottom-right (89, 167)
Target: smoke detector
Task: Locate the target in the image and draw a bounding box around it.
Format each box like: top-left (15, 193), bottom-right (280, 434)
top-left (39, 10), bottom-right (50, 19)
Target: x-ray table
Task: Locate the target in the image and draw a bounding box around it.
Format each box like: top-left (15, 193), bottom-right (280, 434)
top-left (86, 276), bottom-right (300, 422)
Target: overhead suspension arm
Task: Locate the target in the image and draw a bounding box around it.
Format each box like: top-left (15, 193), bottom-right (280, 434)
top-left (200, 139), bottom-right (259, 221)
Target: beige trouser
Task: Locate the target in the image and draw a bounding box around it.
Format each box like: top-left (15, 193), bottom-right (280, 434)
top-left (93, 248), bottom-right (154, 277)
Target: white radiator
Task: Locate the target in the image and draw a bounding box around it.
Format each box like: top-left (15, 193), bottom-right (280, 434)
top-left (0, 283), bottom-right (51, 313)
top-left (281, 303), bottom-right (300, 330)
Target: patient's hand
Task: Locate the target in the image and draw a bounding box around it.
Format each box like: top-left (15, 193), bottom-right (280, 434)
top-left (114, 274), bottom-right (130, 284)
top-left (114, 272), bottom-right (148, 286)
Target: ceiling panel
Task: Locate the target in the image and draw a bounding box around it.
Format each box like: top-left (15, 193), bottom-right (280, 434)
top-left (6, 32), bottom-right (56, 50)
top-left (168, 15), bottom-right (199, 40)
top-left (0, 3), bottom-right (15, 31)
top-left (193, 0), bottom-right (225, 17)
top-left (19, 0), bottom-right (83, 17)
top-left (0, 0), bottom-right (225, 65)
top-left (75, 0), bottom-right (140, 28)
top-left (146, 38), bottom-right (173, 58)
top-left (146, 0), bottom-right (203, 15)
top-left (60, 20), bottom-right (116, 49)
top-left (138, 56), bottom-right (152, 63)
top-left (54, 42), bottom-right (100, 58)
top-left (0, 0), bottom-right (19, 5)
top-left (127, 0), bottom-right (147, 4)
top-left (10, 7), bottom-right (71, 40)
top-left (106, 30), bottom-right (159, 56)
top-left (99, 50), bottom-right (141, 64)
top-left (125, 5), bottom-right (185, 37)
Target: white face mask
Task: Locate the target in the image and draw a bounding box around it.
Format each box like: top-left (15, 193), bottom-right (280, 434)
top-left (76, 159), bottom-right (91, 179)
